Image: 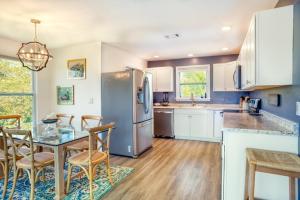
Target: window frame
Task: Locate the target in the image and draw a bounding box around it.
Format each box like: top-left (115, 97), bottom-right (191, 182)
top-left (175, 64), bottom-right (211, 101)
top-left (0, 55), bottom-right (37, 127)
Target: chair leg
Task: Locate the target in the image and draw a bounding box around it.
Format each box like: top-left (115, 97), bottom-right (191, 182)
top-left (89, 165), bottom-right (94, 200)
top-left (106, 157), bottom-right (113, 185)
top-left (1, 161), bottom-right (9, 199)
top-left (9, 167), bottom-right (20, 200)
top-left (42, 168), bottom-right (46, 181)
top-left (30, 169), bottom-right (35, 200)
top-left (66, 163), bottom-right (73, 193)
top-left (244, 160), bottom-right (249, 200)
top-left (289, 177), bottom-right (295, 200)
top-left (248, 164), bottom-right (256, 200)
top-left (64, 148), bottom-right (68, 164)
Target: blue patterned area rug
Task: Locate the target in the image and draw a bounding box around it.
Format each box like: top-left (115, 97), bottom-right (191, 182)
top-left (0, 164), bottom-right (134, 200)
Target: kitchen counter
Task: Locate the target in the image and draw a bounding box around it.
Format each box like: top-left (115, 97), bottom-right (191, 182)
top-left (223, 112), bottom-right (297, 136)
top-left (154, 103), bottom-right (242, 111)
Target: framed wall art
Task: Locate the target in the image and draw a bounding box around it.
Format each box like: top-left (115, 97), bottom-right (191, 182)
top-left (67, 58), bottom-right (86, 79)
top-left (57, 86), bottom-right (74, 105)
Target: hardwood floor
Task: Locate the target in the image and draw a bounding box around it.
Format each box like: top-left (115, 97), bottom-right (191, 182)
top-left (104, 138), bottom-right (221, 200)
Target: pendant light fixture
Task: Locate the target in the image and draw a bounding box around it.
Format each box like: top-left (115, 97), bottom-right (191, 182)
top-left (17, 19), bottom-right (52, 71)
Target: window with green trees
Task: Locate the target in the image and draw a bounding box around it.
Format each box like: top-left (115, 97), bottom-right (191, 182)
top-left (0, 57), bottom-right (35, 129)
top-left (176, 65), bottom-right (210, 101)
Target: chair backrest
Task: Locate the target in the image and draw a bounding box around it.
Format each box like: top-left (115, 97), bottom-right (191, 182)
top-left (0, 127), bottom-right (9, 162)
top-left (88, 123), bottom-right (114, 165)
top-left (0, 115), bottom-right (21, 129)
top-left (56, 114), bottom-right (74, 127)
top-left (4, 129), bottom-right (35, 168)
top-left (81, 115), bottom-right (103, 131)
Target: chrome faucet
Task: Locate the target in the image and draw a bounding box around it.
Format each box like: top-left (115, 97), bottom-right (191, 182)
top-left (191, 93), bottom-right (196, 106)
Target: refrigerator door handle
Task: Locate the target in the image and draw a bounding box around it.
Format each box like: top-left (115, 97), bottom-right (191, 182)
top-left (143, 76), bottom-right (150, 114)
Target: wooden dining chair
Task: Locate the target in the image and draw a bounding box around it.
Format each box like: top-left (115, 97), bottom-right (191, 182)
top-left (65, 115), bottom-right (103, 154)
top-left (81, 115), bottom-right (103, 131)
top-left (56, 114), bottom-right (74, 127)
top-left (66, 122), bottom-right (115, 200)
top-left (0, 127), bottom-right (12, 199)
top-left (0, 115), bottom-right (21, 129)
top-left (5, 129), bottom-right (54, 200)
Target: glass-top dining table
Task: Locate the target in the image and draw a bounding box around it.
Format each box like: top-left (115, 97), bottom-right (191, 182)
top-left (13, 124), bottom-right (94, 200)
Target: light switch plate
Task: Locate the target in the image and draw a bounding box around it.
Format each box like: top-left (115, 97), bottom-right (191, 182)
top-left (296, 102), bottom-right (300, 116)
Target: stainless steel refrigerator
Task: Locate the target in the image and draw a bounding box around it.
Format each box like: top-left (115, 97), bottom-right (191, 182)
top-left (101, 69), bottom-right (153, 157)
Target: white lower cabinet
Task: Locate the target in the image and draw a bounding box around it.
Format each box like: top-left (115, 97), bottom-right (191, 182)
top-left (173, 112), bottom-right (190, 138)
top-left (174, 109), bottom-right (219, 142)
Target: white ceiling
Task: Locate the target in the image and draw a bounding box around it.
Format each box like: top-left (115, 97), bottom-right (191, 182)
top-left (0, 0), bottom-right (278, 60)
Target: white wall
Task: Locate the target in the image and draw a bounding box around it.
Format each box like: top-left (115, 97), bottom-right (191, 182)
top-left (48, 42), bottom-right (102, 125)
top-left (101, 43), bottom-right (146, 73)
top-left (0, 37), bottom-right (20, 57)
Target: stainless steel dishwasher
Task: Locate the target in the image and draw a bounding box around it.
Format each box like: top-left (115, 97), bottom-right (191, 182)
top-left (154, 108), bottom-right (174, 138)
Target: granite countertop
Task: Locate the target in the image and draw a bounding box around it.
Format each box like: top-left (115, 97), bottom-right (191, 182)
top-left (153, 103), bottom-right (242, 111)
top-left (223, 112), bottom-right (297, 136)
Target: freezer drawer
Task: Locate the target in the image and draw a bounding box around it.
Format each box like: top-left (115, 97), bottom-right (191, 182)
top-left (133, 119), bottom-right (153, 156)
top-left (154, 108), bottom-right (174, 138)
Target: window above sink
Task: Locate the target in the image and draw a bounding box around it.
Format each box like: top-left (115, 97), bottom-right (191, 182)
top-left (175, 65), bottom-right (211, 102)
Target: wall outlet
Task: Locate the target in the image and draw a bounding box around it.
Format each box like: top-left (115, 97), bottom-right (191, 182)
top-left (88, 98), bottom-right (94, 104)
top-left (296, 102), bottom-right (300, 116)
top-left (128, 145), bottom-right (131, 153)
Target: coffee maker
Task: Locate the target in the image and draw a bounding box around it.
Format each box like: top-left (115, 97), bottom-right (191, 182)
top-left (248, 98), bottom-right (261, 115)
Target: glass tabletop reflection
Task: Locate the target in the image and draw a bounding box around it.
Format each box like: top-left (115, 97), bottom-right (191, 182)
top-left (29, 124), bottom-right (89, 146)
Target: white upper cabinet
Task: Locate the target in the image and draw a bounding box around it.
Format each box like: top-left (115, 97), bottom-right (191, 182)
top-left (146, 66), bottom-right (174, 92)
top-left (240, 5), bottom-right (294, 90)
top-left (213, 61), bottom-right (238, 91)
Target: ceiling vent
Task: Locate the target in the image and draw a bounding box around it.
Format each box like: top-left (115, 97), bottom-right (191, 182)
top-left (164, 33), bottom-right (180, 39)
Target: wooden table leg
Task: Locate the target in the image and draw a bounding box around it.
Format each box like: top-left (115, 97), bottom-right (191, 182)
top-left (289, 177), bottom-right (295, 200)
top-left (244, 159), bottom-right (249, 200)
top-left (249, 163), bottom-right (256, 200)
top-left (53, 145), bottom-right (65, 200)
top-left (0, 137), bottom-right (3, 178)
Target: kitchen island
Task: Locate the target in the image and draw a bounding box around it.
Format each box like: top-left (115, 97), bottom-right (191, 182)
top-left (222, 112), bottom-right (298, 200)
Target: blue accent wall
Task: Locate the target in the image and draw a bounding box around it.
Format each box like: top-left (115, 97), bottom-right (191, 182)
top-left (148, 54), bottom-right (249, 104)
top-left (250, 86), bottom-right (300, 122)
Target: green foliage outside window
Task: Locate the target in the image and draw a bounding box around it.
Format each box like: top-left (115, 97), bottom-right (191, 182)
top-left (179, 70), bottom-right (207, 98)
top-left (0, 58), bottom-right (33, 129)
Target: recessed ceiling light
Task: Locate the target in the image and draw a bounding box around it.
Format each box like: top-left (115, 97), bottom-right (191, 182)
top-left (222, 47), bottom-right (229, 51)
top-left (154, 55), bottom-right (159, 58)
top-left (164, 33), bottom-right (180, 39)
top-left (222, 26), bottom-right (232, 32)
top-left (188, 53), bottom-right (194, 57)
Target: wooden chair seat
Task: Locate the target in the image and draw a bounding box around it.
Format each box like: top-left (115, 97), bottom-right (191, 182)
top-left (67, 140), bottom-right (89, 151)
top-left (247, 149), bottom-right (300, 173)
top-left (68, 150), bottom-right (107, 166)
top-left (16, 152), bottom-right (54, 169)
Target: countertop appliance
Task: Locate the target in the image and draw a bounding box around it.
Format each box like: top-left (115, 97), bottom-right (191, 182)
top-left (101, 69), bottom-right (153, 157)
top-left (154, 108), bottom-right (174, 138)
top-left (233, 65), bottom-right (241, 89)
top-left (248, 98), bottom-right (261, 114)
